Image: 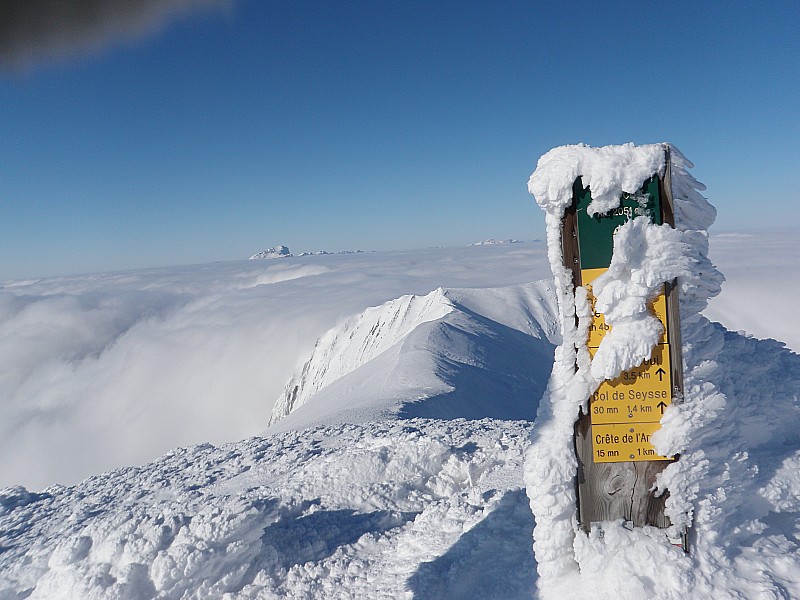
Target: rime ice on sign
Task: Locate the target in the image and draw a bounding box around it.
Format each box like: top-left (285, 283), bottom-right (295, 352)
top-left (525, 143), bottom-right (722, 588)
top-left (574, 176), bottom-right (675, 463)
top-left (583, 268), bottom-right (669, 348)
top-left (588, 344), bottom-right (671, 425)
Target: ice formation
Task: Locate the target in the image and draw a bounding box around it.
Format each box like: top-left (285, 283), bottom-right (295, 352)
top-left (525, 143), bottom-right (800, 598)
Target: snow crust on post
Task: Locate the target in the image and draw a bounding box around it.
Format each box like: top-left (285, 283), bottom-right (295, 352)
top-left (528, 143), bottom-right (665, 217)
top-left (524, 143), bottom-right (724, 598)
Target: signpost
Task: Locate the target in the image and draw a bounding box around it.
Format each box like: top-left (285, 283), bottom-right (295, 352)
top-left (564, 148), bottom-right (686, 545)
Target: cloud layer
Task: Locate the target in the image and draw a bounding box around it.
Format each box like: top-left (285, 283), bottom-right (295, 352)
top-left (0, 232), bottom-right (794, 491)
top-left (0, 245), bottom-right (551, 490)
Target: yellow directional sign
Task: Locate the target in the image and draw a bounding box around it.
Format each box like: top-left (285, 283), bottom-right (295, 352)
top-left (588, 344), bottom-right (672, 424)
top-left (582, 268), bottom-right (668, 348)
top-left (592, 422), bottom-right (671, 463)
top-left (569, 174), bottom-right (681, 469)
top-left (567, 165), bottom-right (684, 539)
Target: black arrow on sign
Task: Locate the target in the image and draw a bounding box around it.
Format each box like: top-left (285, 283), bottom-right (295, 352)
top-left (655, 367), bottom-right (666, 381)
top-left (657, 401), bottom-right (667, 414)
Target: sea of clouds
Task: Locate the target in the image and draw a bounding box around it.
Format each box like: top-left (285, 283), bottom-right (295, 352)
top-left (0, 232), bottom-right (794, 490)
top-left (0, 244), bottom-right (550, 489)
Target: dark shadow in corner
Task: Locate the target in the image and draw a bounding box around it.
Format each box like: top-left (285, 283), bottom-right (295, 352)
top-left (406, 489), bottom-right (537, 600)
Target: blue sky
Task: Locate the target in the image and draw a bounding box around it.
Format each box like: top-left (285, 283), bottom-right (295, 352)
top-left (2, 0), bottom-right (798, 280)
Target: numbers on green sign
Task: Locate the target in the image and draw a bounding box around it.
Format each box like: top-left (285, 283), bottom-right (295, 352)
top-left (573, 176), bottom-right (662, 270)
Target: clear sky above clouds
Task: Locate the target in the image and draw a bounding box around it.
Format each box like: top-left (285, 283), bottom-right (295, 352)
top-left (1, 0), bottom-right (798, 280)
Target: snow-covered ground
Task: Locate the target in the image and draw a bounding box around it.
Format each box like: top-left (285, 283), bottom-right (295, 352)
top-left (1, 224), bottom-right (799, 598)
top-left (0, 419), bottom-right (538, 599)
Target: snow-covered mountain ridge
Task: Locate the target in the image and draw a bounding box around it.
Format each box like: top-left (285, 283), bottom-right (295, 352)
top-left (0, 243), bottom-right (554, 490)
top-left (269, 282), bottom-right (560, 430)
top-left (249, 246), bottom-right (367, 260)
top-left (469, 239), bottom-right (523, 246)
top-left (2, 321), bottom-right (799, 598)
top-left (249, 246), bottom-right (292, 260)
top-left (270, 288), bottom-right (456, 425)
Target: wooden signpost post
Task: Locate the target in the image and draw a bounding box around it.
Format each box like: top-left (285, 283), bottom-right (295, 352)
top-left (563, 148), bottom-right (687, 548)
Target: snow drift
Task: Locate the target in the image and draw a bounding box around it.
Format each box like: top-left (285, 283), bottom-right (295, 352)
top-left (0, 419), bottom-right (538, 599)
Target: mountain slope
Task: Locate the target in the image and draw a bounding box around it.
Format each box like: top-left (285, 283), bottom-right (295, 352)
top-left (2, 232), bottom-right (800, 598)
top-left (268, 282), bottom-right (559, 432)
top-left (0, 243), bottom-right (553, 490)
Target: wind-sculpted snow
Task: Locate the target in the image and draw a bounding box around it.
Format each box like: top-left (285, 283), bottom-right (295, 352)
top-left (269, 282), bottom-right (560, 431)
top-left (527, 143), bottom-right (666, 217)
top-left (1, 223), bottom-right (798, 598)
top-left (0, 233), bottom-right (787, 490)
top-left (0, 419), bottom-right (537, 599)
top-left (654, 323), bottom-right (800, 597)
top-left (270, 288), bottom-right (456, 425)
top-left (547, 324), bottom-right (800, 599)
top-left (2, 329), bottom-right (799, 599)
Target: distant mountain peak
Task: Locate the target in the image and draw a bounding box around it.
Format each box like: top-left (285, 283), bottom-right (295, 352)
top-left (469, 238), bottom-right (522, 246)
top-left (250, 245), bottom-right (292, 260)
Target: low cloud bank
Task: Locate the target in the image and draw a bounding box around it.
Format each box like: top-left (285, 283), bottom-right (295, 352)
top-left (0, 245), bottom-right (550, 489)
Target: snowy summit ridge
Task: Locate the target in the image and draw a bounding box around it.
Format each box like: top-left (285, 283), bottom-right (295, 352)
top-left (268, 282), bottom-right (560, 431)
top-left (270, 288), bottom-right (456, 425)
top-left (469, 238), bottom-right (522, 246)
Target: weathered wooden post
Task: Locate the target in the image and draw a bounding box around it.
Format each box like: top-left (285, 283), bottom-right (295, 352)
top-left (562, 147), bottom-right (687, 548)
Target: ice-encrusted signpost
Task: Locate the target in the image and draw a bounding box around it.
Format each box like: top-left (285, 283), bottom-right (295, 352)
top-left (524, 143), bottom-right (721, 595)
top-left (531, 143), bottom-right (685, 537)
top-left (566, 153), bottom-right (684, 537)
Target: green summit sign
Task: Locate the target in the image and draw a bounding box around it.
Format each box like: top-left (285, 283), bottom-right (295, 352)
top-left (574, 175), bottom-right (662, 270)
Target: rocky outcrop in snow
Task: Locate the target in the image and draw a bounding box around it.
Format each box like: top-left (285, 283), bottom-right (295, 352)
top-left (250, 245), bottom-right (292, 260)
